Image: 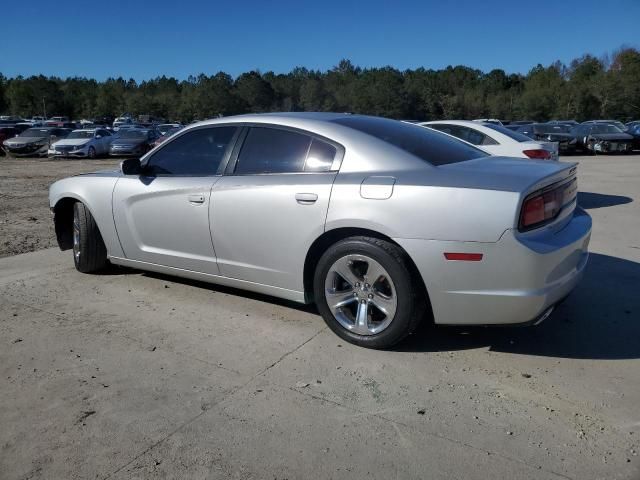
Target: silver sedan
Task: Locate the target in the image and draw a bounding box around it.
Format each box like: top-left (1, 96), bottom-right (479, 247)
top-left (49, 113), bottom-right (591, 348)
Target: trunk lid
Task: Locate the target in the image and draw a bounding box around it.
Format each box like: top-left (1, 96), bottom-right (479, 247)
top-left (438, 156), bottom-right (578, 232)
top-left (438, 156), bottom-right (576, 194)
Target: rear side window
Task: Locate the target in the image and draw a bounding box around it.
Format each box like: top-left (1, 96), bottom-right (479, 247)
top-left (333, 116), bottom-right (487, 166)
top-left (146, 126), bottom-right (237, 176)
top-left (304, 138), bottom-right (336, 171)
top-left (235, 128), bottom-right (312, 174)
top-left (482, 123), bottom-right (533, 142)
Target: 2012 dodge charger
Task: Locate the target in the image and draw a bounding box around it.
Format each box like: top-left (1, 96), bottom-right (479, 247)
top-left (49, 113), bottom-right (591, 348)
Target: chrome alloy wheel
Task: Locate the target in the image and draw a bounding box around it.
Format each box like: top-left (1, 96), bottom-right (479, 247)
top-left (73, 215), bottom-right (81, 262)
top-left (324, 254), bottom-right (397, 335)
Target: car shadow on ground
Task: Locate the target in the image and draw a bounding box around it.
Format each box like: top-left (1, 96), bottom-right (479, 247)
top-left (578, 191), bottom-right (632, 209)
top-left (398, 252), bottom-right (640, 359)
top-left (132, 253), bottom-right (639, 360)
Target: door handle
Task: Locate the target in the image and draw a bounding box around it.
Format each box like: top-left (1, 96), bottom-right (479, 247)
top-left (188, 194), bottom-right (205, 204)
top-left (295, 193), bottom-right (318, 205)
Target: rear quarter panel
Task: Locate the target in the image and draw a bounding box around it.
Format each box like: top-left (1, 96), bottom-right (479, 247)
top-left (325, 169), bottom-right (519, 243)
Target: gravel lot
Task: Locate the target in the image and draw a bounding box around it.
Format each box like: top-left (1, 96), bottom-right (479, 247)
top-left (0, 157), bottom-right (120, 258)
top-left (0, 155), bottom-right (639, 479)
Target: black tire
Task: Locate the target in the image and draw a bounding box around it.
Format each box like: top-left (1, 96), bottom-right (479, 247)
top-left (73, 202), bottom-right (107, 273)
top-left (313, 236), bottom-right (425, 349)
top-left (88, 146), bottom-right (96, 159)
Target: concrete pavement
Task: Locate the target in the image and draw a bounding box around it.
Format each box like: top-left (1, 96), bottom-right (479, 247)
top-left (1, 155), bottom-right (639, 479)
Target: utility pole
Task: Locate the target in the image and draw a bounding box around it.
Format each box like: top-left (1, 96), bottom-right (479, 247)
top-left (42, 97), bottom-right (46, 120)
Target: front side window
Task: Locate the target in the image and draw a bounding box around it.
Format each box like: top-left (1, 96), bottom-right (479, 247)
top-left (234, 127), bottom-right (312, 174)
top-left (145, 126), bottom-right (237, 176)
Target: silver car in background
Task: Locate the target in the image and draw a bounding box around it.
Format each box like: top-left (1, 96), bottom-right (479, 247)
top-left (48, 128), bottom-right (113, 158)
top-left (49, 113), bottom-right (591, 348)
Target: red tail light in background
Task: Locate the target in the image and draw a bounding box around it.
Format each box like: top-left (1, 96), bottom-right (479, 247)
top-left (522, 149), bottom-right (552, 160)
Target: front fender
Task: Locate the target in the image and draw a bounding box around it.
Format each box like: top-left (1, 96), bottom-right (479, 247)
top-left (49, 176), bottom-right (124, 257)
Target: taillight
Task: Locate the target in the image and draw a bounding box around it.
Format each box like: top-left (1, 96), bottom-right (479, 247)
top-left (519, 180), bottom-right (574, 231)
top-left (522, 149), bottom-right (551, 160)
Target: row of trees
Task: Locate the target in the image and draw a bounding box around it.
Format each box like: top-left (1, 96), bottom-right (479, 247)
top-left (1, 47), bottom-right (639, 123)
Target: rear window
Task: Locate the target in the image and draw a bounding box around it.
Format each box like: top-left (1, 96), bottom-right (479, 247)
top-left (534, 124), bottom-right (571, 134)
top-left (482, 123), bottom-right (533, 142)
top-left (332, 116), bottom-right (487, 166)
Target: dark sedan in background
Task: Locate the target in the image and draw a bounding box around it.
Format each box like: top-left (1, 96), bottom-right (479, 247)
top-left (2, 127), bottom-right (71, 157)
top-left (109, 129), bottom-right (160, 157)
top-left (514, 123), bottom-right (578, 154)
top-left (572, 123), bottom-right (634, 154)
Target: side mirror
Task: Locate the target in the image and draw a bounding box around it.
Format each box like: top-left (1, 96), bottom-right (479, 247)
top-left (96, 134), bottom-right (102, 139)
top-left (121, 158), bottom-right (142, 175)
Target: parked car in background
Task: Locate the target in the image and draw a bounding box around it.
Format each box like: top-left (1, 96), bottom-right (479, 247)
top-left (152, 126), bottom-right (183, 147)
top-left (581, 119), bottom-right (627, 131)
top-left (626, 124), bottom-right (640, 151)
top-left (473, 118), bottom-right (503, 125)
top-left (113, 116), bottom-right (134, 130)
top-left (48, 128), bottom-right (113, 158)
top-left (156, 123), bottom-right (183, 135)
top-left (3, 127), bottom-right (71, 157)
top-left (548, 120), bottom-right (579, 126)
top-left (421, 120), bottom-right (558, 160)
top-left (506, 120), bottom-right (535, 126)
top-left (109, 129), bottom-right (159, 157)
top-left (571, 123), bottom-right (634, 154)
top-left (0, 127), bottom-right (20, 154)
top-left (13, 123), bottom-right (33, 134)
top-left (625, 120), bottom-right (640, 131)
top-left (45, 119), bottom-right (77, 128)
top-left (50, 113), bottom-right (591, 349)
top-left (513, 123), bottom-right (577, 155)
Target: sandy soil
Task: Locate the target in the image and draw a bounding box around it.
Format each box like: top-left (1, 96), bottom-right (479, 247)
top-left (0, 157), bottom-right (120, 258)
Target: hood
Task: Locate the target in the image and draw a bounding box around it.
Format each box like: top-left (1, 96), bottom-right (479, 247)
top-left (75, 169), bottom-right (121, 177)
top-left (52, 138), bottom-right (91, 147)
top-left (589, 133), bottom-right (633, 141)
top-left (433, 156), bottom-right (576, 194)
top-left (5, 135), bottom-right (48, 145)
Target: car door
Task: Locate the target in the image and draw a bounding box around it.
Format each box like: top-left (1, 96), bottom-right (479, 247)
top-left (112, 125), bottom-right (239, 274)
top-left (97, 129), bottom-right (111, 154)
top-left (210, 126), bottom-right (342, 292)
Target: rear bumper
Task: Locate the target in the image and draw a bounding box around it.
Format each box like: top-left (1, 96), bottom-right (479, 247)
top-left (396, 208), bottom-right (592, 325)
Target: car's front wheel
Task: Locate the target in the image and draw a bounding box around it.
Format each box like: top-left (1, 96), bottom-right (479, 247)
top-left (313, 236), bottom-right (425, 349)
top-left (72, 202), bottom-right (108, 273)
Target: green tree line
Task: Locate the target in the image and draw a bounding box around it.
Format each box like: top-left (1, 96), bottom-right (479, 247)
top-left (1, 47), bottom-right (639, 123)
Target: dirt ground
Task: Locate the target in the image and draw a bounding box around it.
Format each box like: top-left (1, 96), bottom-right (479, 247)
top-left (0, 155), bottom-right (639, 479)
top-left (0, 157), bottom-right (120, 258)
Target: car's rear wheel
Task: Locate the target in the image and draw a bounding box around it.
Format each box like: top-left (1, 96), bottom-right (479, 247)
top-left (313, 236), bottom-right (424, 349)
top-left (73, 202), bottom-right (107, 273)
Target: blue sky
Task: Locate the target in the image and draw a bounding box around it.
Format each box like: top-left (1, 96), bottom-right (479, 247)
top-left (2, 0), bottom-right (639, 81)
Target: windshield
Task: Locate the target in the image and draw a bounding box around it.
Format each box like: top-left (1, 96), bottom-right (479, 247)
top-left (163, 127), bottom-right (182, 137)
top-left (482, 123), bottom-right (533, 142)
top-left (67, 131), bottom-right (94, 139)
top-left (19, 128), bottom-right (50, 137)
top-left (118, 130), bottom-right (147, 139)
top-left (332, 116), bottom-right (488, 166)
top-left (534, 124), bottom-right (571, 134)
top-left (591, 125), bottom-right (624, 134)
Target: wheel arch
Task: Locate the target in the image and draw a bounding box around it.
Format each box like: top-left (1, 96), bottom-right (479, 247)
top-left (52, 195), bottom-right (100, 251)
top-left (303, 227), bottom-right (432, 318)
